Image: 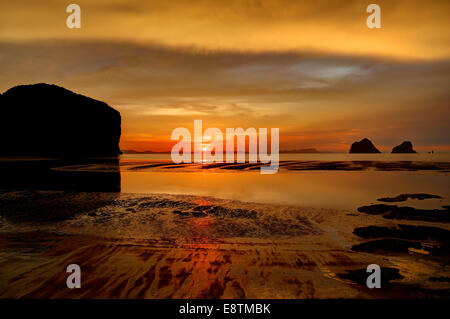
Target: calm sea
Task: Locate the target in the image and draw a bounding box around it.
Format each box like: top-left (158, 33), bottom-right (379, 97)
top-left (120, 153), bottom-right (450, 210)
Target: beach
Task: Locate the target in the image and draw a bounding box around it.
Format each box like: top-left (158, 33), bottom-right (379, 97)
top-left (0, 156), bottom-right (449, 298)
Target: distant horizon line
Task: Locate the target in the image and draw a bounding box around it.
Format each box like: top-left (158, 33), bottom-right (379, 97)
top-left (120, 149), bottom-right (445, 155)
top-left (121, 148), bottom-right (329, 154)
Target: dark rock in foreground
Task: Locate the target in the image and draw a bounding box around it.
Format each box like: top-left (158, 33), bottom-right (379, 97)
top-left (353, 224), bottom-right (450, 241)
top-left (0, 83), bottom-right (121, 156)
top-left (377, 193), bottom-right (442, 202)
top-left (357, 204), bottom-right (450, 223)
top-left (352, 238), bottom-right (421, 253)
top-left (338, 267), bottom-right (403, 286)
top-left (349, 138), bottom-right (381, 153)
top-left (429, 276), bottom-right (450, 282)
top-left (392, 141), bottom-right (417, 153)
top-left (425, 242), bottom-right (450, 256)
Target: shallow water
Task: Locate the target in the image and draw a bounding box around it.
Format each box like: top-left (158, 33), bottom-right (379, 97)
top-left (120, 154), bottom-right (450, 210)
top-left (121, 152), bottom-right (450, 162)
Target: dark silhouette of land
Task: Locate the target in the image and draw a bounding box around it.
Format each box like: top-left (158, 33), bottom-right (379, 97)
top-left (392, 141), bottom-right (417, 153)
top-left (0, 83), bottom-right (121, 156)
top-left (349, 138), bottom-right (381, 153)
top-left (0, 83), bottom-right (121, 192)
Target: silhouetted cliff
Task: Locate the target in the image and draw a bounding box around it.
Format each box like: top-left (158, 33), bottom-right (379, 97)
top-left (392, 141), bottom-right (416, 153)
top-left (349, 138), bottom-right (381, 153)
top-left (0, 83), bottom-right (121, 156)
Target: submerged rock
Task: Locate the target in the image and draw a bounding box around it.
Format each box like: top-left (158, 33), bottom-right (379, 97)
top-left (352, 238), bottom-right (421, 253)
top-left (377, 193), bottom-right (441, 202)
top-left (353, 224), bottom-right (450, 241)
top-left (392, 141), bottom-right (416, 153)
top-left (338, 267), bottom-right (403, 286)
top-left (425, 242), bottom-right (450, 256)
top-left (349, 138), bottom-right (381, 153)
top-left (357, 204), bottom-right (450, 223)
top-left (0, 83), bottom-right (121, 156)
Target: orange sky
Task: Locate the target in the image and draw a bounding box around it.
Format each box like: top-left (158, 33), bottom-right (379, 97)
top-left (1, 0), bottom-right (449, 152)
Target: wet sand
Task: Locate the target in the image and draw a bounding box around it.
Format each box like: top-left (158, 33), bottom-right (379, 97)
top-left (120, 159), bottom-right (450, 173)
top-left (0, 191), bottom-right (449, 298)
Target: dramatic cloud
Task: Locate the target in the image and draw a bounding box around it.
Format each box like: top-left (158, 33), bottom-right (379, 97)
top-left (0, 1), bottom-right (449, 151)
top-left (1, 0), bottom-right (449, 59)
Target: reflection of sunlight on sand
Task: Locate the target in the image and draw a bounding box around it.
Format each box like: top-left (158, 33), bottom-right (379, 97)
top-left (187, 216), bottom-right (217, 244)
top-left (192, 197), bottom-right (213, 206)
top-left (192, 216), bottom-right (215, 229)
top-left (1, 187), bottom-right (449, 298)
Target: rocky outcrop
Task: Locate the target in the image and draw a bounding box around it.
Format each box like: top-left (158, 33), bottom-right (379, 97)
top-left (392, 141), bottom-right (416, 153)
top-left (349, 138), bottom-right (380, 153)
top-left (0, 83), bottom-right (121, 156)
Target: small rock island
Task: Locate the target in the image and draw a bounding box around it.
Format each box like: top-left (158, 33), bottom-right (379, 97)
top-left (349, 138), bottom-right (381, 153)
top-left (392, 141), bottom-right (417, 153)
top-left (0, 83), bottom-right (121, 157)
